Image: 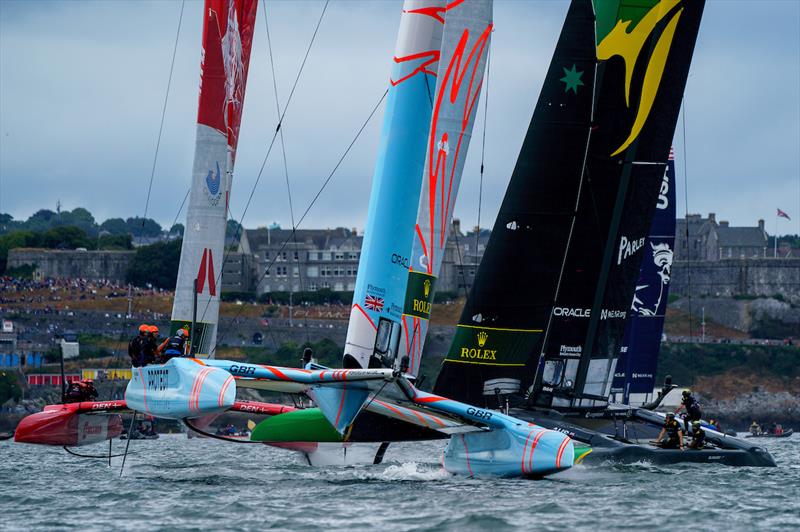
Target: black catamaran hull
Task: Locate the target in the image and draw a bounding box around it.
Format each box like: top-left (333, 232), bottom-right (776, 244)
top-left (512, 407), bottom-right (777, 467)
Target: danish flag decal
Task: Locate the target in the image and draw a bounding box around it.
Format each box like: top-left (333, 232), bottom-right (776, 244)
top-left (196, 248), bottom-right (217, 296)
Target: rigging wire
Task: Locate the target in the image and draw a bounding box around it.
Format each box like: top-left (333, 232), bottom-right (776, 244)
top-left (681, 100), bottom-right (694, 341)
top-left (475, 42), bottom-right (491, 261)
top-left (200, 0), bottom-right (329, 325)
top-left (264, 0), bottom-right (310, 339)
top-left (451, 221), bottom-right (471, 301)
top-left (214, 88), bottom-right (389, 352)
top-left (142, 0), bottom-right (186, 227)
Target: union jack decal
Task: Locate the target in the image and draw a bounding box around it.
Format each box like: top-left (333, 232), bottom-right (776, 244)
top-left (364, 295), bottom-right (385, 312)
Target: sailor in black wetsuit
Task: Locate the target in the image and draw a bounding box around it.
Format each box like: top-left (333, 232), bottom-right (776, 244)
top-left (689, 421), bottom-right (706, 449)
top-left (676, 390), bottom-right (702, 431)
top-left (128, 325), bottom-right (149, 367)
top-left (656, 413), bottom-right (684, 450)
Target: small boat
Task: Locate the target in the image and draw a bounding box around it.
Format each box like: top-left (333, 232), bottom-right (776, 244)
top-left (0, 431), bottom-right (14, 441)
top-left (745, 429), bottom-right (794, 439)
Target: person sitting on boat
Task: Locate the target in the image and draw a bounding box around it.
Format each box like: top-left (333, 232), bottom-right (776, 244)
top-left (159, 328), bottom-right (190, 362)
top-left (656, 413), bottom-right (684, 450)
top-left (128, 324), bottom-right (149, 367)
top-left (688, 421), bottom-right (706, 449)
top-left (81, 379), bottom-right (99, 400)
top-left (675, 390), bottom-right (702, 431)
top-left (750, 421), bottom-right (761, 436)
top-left (64, 379), bottom-right (98, 403)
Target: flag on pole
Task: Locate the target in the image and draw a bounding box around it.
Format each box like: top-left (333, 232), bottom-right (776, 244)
top-left (777, 208), bottom-right (791, 220)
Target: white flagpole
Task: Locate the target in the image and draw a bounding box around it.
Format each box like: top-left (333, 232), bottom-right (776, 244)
top-left (774, 214), bottom-right (778, 258)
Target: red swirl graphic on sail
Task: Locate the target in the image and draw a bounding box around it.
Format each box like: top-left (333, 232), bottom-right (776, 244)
top-left (419, 23), bottom-right (492, 273)
top-left (197, 0), bottom-right (257, 162)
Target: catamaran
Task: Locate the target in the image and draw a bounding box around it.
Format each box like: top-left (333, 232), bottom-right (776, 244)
top-left (430, 0), bottom-right (774, 467)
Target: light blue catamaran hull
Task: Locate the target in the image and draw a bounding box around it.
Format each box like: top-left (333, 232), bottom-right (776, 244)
top-left (125, 358), bottom-right (236, 420)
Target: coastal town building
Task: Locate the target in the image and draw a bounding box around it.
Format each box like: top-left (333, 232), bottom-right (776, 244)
top-left (674, 213), bottom-right (769, 261)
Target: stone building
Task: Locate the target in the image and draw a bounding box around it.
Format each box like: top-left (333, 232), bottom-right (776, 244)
top-left (675, 213), bottom-right (769, 261)
top-left (237, 226), bottom-right (362, 294)
top-left (7, 248), bottom-right (134, 283)
top-left (220, 220), bottom-right (491, 296)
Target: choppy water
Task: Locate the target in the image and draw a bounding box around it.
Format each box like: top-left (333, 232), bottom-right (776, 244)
top-left (1, 434), bottom-right (798, 531)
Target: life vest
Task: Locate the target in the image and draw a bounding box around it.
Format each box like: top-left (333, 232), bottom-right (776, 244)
top-left (664, 419), bottom-right (681, 438)
top-left (164, 335), bottom-right (186, 356)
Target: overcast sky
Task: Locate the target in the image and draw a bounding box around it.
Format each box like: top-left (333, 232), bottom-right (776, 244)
top-left (1, 0), bottom-right (798, 236)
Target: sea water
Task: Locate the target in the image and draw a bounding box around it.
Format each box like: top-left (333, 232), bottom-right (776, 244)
top-left (1, 435), bottom-right (798, 531)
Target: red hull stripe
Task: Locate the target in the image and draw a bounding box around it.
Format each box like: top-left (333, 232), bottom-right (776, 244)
top-left (556, 437), bottom-right (570, 469)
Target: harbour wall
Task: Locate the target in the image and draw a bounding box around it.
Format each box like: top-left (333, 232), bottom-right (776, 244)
top-left (671, 259), bottom-right (800, 304)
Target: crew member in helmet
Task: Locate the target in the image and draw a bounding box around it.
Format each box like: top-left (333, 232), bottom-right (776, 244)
top-left (656, 412), bottom-right (684, 450)
top-left (64, 379), bottom-right (98, 403)
top-left (144, 325), bottom-right (160, 365)
top-left (160, 328), bottom-right (190, 361)
top-left (675, 390), bottom-right (702, 431)
top-left (301, 347), bottom-right (314, 368)
top-left (129, 324), bottom-right (149, 367)
top-left (688, 421), bottom-right (706, 449)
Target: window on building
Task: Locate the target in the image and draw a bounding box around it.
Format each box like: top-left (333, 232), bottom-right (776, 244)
top-left (348, 252), bottom-right (358, 260)
top-left (335, 253), bottom-right (344, 260)
top-left (293, 266), bottom-right (299, 277)
top-left (308, 283), bottom-right (318, 292)
top-left (322, 252), bottom-right (332, 261)
top-left (293, 251), bottom-right (299, 261)
top-left (334, 282), bottom-right (344, 291)
top-left (322, 281), bottom-right (331, 289)
top-left (306, 266), bottom-right (318, 278)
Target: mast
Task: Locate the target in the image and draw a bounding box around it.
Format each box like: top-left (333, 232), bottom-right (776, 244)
top-left (171, 0), bottom-right (258, 358)
top-left (611, 150), bottom-right (676, 404)
top-left (403, 0), bottom-right (493, 377)
top-left (342, 0), bottom-right (446, 371)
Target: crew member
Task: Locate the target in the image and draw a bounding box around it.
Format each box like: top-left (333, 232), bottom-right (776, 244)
top-left (64, 379), bottom-right (98, 403)
top-left (81, 378), bottom-right (99, 400)
top-left (160, 328), bottom-right (189, 361)
top-left (301, 347), bottom-right (314, 368)
top-left (688, 421), bottom-right (706, 449)
top-left (749, 420), bottom-right (761, 436)
top-left (656, 412), bottom-right (684, 450)
top-left (675, 390), bottom-right (702, 431)
top-left (129, 324), bottom-right (149, 367)
top-left (144, 325), bottom-right (160, 365)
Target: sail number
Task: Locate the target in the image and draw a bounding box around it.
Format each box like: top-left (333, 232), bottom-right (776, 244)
top-left (229, 365), bottom-right (256, 376)
top-left (466, 407), bottom-right (493, 422)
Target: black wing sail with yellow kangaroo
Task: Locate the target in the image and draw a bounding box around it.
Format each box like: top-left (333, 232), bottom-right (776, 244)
top-left (434, 0), bottom-right (704, 411)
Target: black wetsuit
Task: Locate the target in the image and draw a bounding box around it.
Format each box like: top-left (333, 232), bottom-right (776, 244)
top-left (143, 335), bottom-right (158, 365)
top-left (128, 334), bottom-right (147, 367)
top-left (689, 427), bottom-right (706, 449)
top-left (661, 419), bottom-right (683, 449)
top-left (681, 395), bottom-right (702, 430)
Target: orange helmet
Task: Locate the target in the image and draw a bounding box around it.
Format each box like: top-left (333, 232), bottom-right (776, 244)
top-left (138, 324), bottom-right (149, 333)
top-left (82, 379), bottom-right (94, 384)
top-left (148, 325), bottom-right (159, 335)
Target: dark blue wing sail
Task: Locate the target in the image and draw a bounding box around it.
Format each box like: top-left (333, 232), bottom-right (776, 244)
top-left (612, 153), bottom-right (677, 403)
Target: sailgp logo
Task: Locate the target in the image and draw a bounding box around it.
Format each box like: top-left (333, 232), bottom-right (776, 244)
top-left (618, 235), bottom-right (645, 265)
top-left (597, 0), bottom-right (685, 156)
top-left (205, 161), bottom-right (223, 206)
